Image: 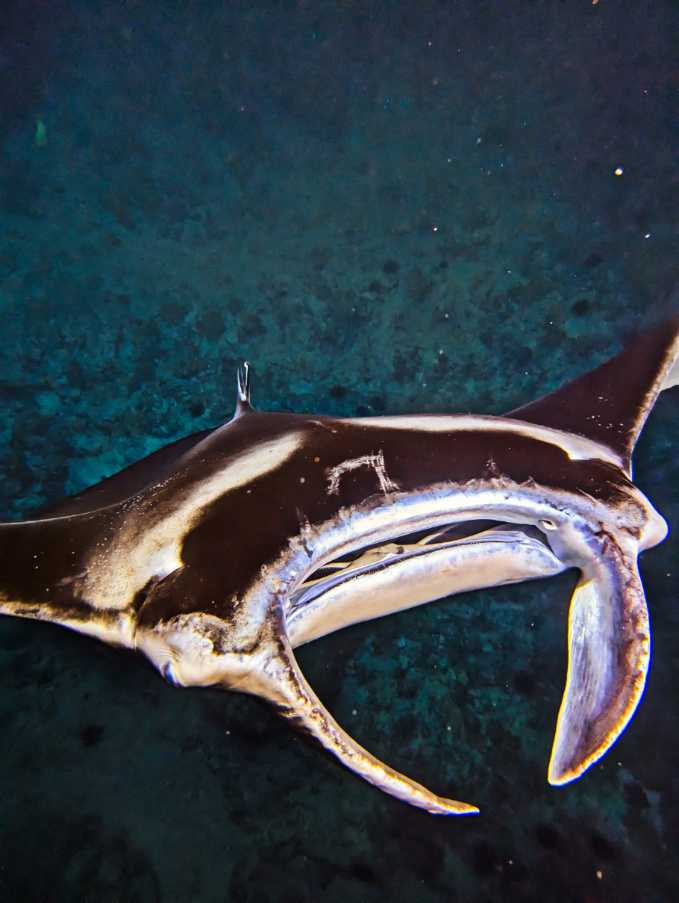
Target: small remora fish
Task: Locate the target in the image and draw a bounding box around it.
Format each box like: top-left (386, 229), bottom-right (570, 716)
top-left (1, 320), bottom-right (678, 815)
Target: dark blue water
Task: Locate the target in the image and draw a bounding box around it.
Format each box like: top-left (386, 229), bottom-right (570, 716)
top-left (1, 2), bottom-right (678, 900)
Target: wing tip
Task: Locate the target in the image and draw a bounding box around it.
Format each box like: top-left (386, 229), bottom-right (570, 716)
top-left (547, 756), bottom-right (588, 788)
top-left (506, 312), bottom-right (679, 470)
top-left (442, 801), bottom-right (481, 816)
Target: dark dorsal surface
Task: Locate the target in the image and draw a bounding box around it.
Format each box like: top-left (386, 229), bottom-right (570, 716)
top-left (508, 316), bottom-right (679, 474)
top-left (34, 428), bottom-right (215, 520)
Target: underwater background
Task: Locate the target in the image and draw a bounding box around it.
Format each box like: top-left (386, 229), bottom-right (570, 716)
top-left (1, 2), bottom-right (678, 901)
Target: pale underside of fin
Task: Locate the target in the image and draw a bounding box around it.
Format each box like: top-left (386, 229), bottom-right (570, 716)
top-left (548, 544), bottom-right (650, 785)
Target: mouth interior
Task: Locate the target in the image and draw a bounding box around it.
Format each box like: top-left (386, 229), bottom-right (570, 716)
top-left (294, 519), bottom-right (526, 596)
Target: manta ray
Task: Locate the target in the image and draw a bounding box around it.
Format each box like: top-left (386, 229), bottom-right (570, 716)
top-left (1, 319), bottom-right (678, 815)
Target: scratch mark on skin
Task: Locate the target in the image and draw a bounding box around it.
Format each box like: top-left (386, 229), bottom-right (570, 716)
top-left (326, 450), bottom-right (399, 496)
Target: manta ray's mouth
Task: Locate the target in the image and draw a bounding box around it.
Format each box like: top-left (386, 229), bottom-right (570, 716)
top-left (293, 519), bottom-right (553, 593)
top-left (287, 519), bottom-right (558, 641)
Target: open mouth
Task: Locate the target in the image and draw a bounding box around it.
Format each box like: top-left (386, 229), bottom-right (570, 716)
top-left (286, 519), bottom-right (559, 647)
top-left (293, 519), bottom-right (503, 591)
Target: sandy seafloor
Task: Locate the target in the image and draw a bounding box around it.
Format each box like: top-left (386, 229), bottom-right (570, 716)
top-left (0, 2), bottom-right (678, 901)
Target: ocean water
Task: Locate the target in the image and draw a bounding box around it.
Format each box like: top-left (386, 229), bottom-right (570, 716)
top-left (0, 2), bottom-right (678, 901)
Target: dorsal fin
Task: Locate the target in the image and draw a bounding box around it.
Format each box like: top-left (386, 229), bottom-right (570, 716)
top-left (507, 316), bottom-right (679, 475)
top-left (234, 361), bottom-right (256, 418)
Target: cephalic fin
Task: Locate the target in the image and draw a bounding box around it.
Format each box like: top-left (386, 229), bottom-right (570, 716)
top-left (508, 315), bottom-right (679, 476)
top-left (548, 543), bottom-right (650, 785)
top-left (241, 626), bottom-right (479, 815)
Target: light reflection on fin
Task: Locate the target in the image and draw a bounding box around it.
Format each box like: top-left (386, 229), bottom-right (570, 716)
top-left (548, 551), bottom-right (650, 785)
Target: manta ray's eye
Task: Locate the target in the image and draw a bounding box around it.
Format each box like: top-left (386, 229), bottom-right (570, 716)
top-left (540, 519), bottom-right (557, 531)
top-left (162, 661), bottom-right (179, 685)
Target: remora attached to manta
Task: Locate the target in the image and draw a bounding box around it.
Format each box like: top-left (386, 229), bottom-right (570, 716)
top-left (1, 319), bottom-right (678, 815)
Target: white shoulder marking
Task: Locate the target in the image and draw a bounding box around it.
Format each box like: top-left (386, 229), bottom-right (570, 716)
top-left (343, 414), bottom-right (623, 467)
top-left (326, 450), bottom-right (398, 496)
top-left (186, 432), bottom-right (305, 504)
top-left (85, 432), bottom-right (304, 611)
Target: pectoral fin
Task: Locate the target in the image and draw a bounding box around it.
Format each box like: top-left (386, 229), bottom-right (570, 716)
top-left (548, 549), bottom-right (650, 785)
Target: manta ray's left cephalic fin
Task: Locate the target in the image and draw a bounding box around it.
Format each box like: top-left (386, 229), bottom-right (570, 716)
top-left (211, 608), bottom-right (479, 816)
